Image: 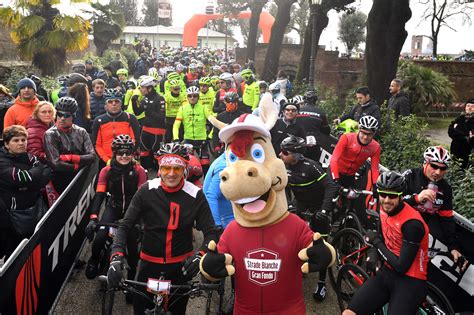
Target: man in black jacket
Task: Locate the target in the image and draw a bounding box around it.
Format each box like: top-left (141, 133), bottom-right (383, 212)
top-left (270, 101), bottom-right (306, 156)
top-left (107, 142), bottom-right (217, 314)
top-left (388, 79), bottom-right (411, 118)
top-left (335, 87), bottom-right (381, 124)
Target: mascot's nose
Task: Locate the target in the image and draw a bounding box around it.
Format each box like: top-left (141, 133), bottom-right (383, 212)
top-left (247, 167), bottom-right (258, 177)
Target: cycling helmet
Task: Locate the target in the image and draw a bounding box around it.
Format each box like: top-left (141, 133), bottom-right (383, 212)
top-left (240, 69), bottom-right (253, 80)
top-left (376, 171), bottom-right (406, 193)
top-left (168, 79), bottom-right (181, 88)
top-left (104, 89), bottom-right (123, 103)
top-left (282, 101), bottom-right (300, 112)
top-left (224, 91), bottom-right (239, 103)
top-left (358, 115), bottom-right (379, 132)
top-left (280, 135), bottom-right (306, 154)
top-left (28, 74), bottom-right (42, 87)
top-left (111, 134), bottom-right (135, 153)
top-left (167, 72), bottom-right (180, 81)
top-left (182, 143), bottom-right (194, 154)
top-left (219, 72), bottom-right (233, 82)
top-left (186, 86), bottom-right (200, 95)
top-left (57, 75), bottom-right (70, 86)
top-left (116, 68), bottom-right (128, 76)
top-left (125, 80), bottom-right (136, 90)
top-left (212, 65), bottom-right (220, 72)
top-left (291, 95), bottom-right (304, 105)
top-left (96, 70), bottom-right (108, 81)
top-left (148, 67), bottom-right (160, 80)
top-left (259, 81), bottom-right (268, 89)
top-left (423, 146), bottom-right (451, 165)
top-left (189, 63), bottom-right (197, 70)
top-left (56, 96), bottom-right (78, 114)
top-left (269, 82), bottom-right (281, 92)
top-left (199, 77), bottom-right (212, 86)
top-left (303, 90), bottom-right (318, 103)
top-left (176, 64), bottom-right (185, 72)
top-left (155, 142), bottom-right (190, 162)
top-left (140, 76), bottom-right (157, 88)
top-left (67, 73), bottom-right (87, 87)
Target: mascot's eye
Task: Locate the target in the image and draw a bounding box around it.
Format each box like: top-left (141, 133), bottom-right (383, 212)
top-left (228, 150), bottom-right (239, 164)
top-left (250, 143), bottom-right (265, 164)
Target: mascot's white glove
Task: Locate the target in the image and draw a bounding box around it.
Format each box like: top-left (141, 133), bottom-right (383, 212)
top-left (298, 233), bottom-right (336, 273)
top-left (199, 241), bottom-right (235, 282)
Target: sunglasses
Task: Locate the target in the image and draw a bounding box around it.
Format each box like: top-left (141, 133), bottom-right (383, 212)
top-left (160, 165), bottom-right (185, 176)
top-left (359, 130), bottom-right (375, 137)
top-left (116, 150), bottom-right (133, 157)
top-left (429, 163), bottom-right (448, 171)
top-left (377, 189), bottom-right (403, 199)
top-left (284, 108), bottom-right (297, 112)
top-left (57, 111), bottom-right (73, 118)
top-left (187, 94), bottom-right (199, 98)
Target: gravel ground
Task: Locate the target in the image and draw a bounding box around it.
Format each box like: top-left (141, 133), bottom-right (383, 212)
top-left (53, 232), bottom-right (340, 315)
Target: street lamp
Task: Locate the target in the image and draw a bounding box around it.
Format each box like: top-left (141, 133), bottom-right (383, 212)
top-left (223, 17), bottom-right (229, 61)
top-left (308, 0), bottom-right (322, 91)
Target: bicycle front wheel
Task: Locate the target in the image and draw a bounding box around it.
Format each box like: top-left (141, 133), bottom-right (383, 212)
top-left (417, 281), bottom-right (454, 315)
top-left (336, 263), bottom-right (370, 312)
top-left (341, 211), bottom-right (363, 233)
top-left (328, 228), bottom-right (366, 291)
top-left (101, 287), bottom-right (115, 315)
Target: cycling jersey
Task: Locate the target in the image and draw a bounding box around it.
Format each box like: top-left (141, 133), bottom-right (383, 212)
top-left (242, 81), bottom-right (260, 110)
top-left (111, 178), bottom-right (217, 264)
top-left (199, 88), bottom-right (216, 113)
top-left (218, 213), bottom-right (313, 315)
top-left (173, 101), bottom-right (209, 141)
top-left (287, 157), bottom-right (337, 212)
top-left (330, 132), bottom-right (380, 184)
top-left (91, 112), bottom-right (140, 163)
top-left (133, 89), bottom-right (166, 134)
top-left (163, 79), bottom-right (186, 95)
top-left (297, 104), bottom-right (331, 136)
top-left (164, 91), bottom-right (187, 118)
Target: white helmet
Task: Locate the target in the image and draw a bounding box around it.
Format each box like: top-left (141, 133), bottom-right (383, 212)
top-left (269, 82), bottom-right (281, 91)
top-left (291, 95), bottom-right (304, 105)
top-left (219, 72), bottom-right (233, 82)
top-left (423, 146), bottom-right (451, 165)
top-left (186, 86), bottom-right (200, 95)
top-left (147, 67), bottom-right (160, 80)
top-left (140, 76), bottom-right (157, 87)
top-left (359, 115), bottom-right (379, 132)
top-left (189, 63), bottom-right (197, 70)
top-left (176, 64), bottom-right (185, 72)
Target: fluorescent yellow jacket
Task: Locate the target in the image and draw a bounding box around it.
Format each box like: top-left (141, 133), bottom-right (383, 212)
top-left (173, 101), bottom-right (209, 140)
top-left (164, 91), bottom-right (187, 118)
top-left (242, 81), bottom-right (260, 110)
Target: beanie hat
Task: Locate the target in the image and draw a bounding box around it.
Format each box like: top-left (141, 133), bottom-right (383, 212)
top-left (17, 78), bottom-right (37, 92)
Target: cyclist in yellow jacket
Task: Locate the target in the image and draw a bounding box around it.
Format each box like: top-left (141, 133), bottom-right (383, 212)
top-left (164, 79), bottom-right (186, 142)
top-left (241, 69), bottom-right (260, 113)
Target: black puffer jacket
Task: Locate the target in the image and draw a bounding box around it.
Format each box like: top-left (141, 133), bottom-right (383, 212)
top-left (340, 99), bottom-right (381, 123)
top-left (388, 91), bottom-right (411, 118)
top-left (0, 148), bottom-right (51, 228)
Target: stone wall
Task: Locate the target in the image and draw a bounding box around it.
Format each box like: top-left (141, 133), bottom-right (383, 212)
top-left (236, 44), bottom-right (474, 102)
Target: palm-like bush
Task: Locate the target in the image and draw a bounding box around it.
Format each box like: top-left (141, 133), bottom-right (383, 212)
top-left (397, 61), bottom-right (457, 114)
top-left (0, 0), bottom-right (91, 76)
top-left (89, 3), bottom-right (125, 57)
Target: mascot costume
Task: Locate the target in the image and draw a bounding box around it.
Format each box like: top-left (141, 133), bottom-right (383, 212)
top-left (200, 93), bottom-right (336, 314)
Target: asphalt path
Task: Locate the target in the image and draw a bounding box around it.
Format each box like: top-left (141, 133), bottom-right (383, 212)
top-left (53, 231), bottom-right (340, 314)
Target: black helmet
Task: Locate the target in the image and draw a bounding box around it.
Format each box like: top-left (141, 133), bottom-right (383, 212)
top-left (56, 97), bottom-right (78, 114)
top-left (303, 90), bottom-right (318, 103)
top-left (28, 74), bottom-right (42, 87)
top-left (125, 80), bottom-right (136, 90)
top-left (224, 91), bottom-right (239, 103)
top-left (112, 134), bottom-right (135, 153)
top-left (67, 73), bottom-right (87, 87)
top-left (376, 171), bottom-right (406, 193)
top-left (280, 135), bottom-right (306, 154)
top-left (155, 142), bottom-right (189, 162)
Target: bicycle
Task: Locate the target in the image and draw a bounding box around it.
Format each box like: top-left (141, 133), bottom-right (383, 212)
top-left (99, 274), bottom-right (224, 315)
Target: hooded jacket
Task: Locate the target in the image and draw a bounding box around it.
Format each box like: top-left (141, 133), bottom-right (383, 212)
top-left (3, 96), bottom-right (40, 129)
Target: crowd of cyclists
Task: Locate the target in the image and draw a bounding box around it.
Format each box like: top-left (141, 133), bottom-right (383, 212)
top-left (0, 46), bottom-right (471, 314)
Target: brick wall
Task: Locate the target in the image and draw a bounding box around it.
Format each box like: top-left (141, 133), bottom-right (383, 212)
top-left (236, 44), bottom-right (474, 102)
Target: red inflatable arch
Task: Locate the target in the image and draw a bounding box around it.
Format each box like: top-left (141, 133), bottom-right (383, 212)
top-left (183, 11), bottom-right (274, 48)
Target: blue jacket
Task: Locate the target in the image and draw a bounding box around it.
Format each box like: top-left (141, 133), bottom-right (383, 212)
top-left (203, 154), bottom-right (234, 228)
top-left (90, 92), bottom-right (106, 120)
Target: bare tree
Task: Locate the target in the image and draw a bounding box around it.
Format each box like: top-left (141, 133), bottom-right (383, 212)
top-left (419, 0), bottom-right (473, 57)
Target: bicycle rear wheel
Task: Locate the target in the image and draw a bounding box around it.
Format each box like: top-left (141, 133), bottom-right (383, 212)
top-left (101, 288), bottom-right (115, 315)
top-left (417, 282), bottom-right (454, 315)
top-left (328, 228), bottom-right (365, 291)
top-left (341, 211), bottom-right (363, 233)
top-left (336, 263), bottom-right (370, 312)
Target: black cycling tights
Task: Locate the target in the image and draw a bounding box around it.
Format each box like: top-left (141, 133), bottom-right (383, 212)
top-left (348, 267), bottom-right (427, 315)
top-left (133, 260), bottom-right (189, 315)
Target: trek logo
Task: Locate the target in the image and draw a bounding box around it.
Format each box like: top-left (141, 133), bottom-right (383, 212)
top-left (244, 248), bottom-right (281, 286)
top-left (48, 175), bottom-right (96, 271)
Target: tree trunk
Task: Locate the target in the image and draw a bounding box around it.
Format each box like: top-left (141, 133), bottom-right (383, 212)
top-left (261, 0), bottom-right (296, 82)
top-left (365, 0), bottom-right (411, 105)
top-left (247, 2), bottom-right (265, 63)
top-left (295, 5), bottom-right (329, 84)
top-left (94, 39), bottom-right (108, 57)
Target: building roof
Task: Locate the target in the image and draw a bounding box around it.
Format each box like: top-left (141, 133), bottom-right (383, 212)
top-left (122, 25), bottom-right (231, 38)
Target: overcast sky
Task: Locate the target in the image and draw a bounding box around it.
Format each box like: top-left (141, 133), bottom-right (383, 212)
top-left (170, 0), bottom-right (474, 55)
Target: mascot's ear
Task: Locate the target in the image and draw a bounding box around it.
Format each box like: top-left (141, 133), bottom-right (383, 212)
top-left (208, 115), bottom-right (228, 130)
top-left (259, 92), bottom-right (278, 131)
